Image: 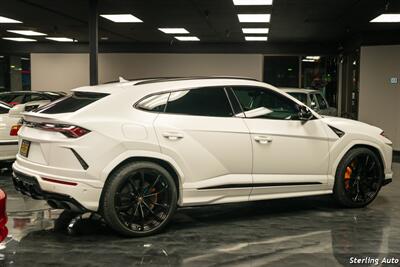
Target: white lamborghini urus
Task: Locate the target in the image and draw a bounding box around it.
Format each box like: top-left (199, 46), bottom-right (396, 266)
top-left (12, 77), bottom-right (393, 237)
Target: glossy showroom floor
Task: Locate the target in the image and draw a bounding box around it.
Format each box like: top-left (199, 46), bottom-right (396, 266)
top-left (0, 163), bottom-right (399, 267)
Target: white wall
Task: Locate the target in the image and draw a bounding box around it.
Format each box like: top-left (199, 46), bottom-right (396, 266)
top-left (31, 53), bottom-right (263, 91)
top-left (359, 45), bottom-right (400, 150)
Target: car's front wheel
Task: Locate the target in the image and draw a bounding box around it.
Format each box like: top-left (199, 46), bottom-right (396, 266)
top-left (333, 147), bottom-right (383, 208)
top-left (102, 161), bottom-right (177, 237)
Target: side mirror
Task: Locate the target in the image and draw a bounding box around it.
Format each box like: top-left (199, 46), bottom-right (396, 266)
top-left (298, 105), bottom-right (313, 121)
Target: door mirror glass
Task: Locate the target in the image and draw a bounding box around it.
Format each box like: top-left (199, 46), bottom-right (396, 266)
top-left (298, 105), bottom-right (313, 121)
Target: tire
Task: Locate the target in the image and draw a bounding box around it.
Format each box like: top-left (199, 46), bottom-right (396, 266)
top-left (102, 161), bottom-right (178, 237)
top-left (333, 147), bottom-right (384, 208)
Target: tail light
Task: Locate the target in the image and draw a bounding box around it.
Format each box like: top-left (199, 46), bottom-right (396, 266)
top-left (10, 124), bottom-right (22, 136)
top-left (24, 121), bottom-right (90, 138)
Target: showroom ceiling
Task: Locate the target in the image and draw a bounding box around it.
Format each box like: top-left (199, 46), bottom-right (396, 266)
top-left (0, 0), bottom-right (399, 44)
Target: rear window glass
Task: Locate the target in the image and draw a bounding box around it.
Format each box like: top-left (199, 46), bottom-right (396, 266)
top-left (37, 92), bottom-right (108, 114)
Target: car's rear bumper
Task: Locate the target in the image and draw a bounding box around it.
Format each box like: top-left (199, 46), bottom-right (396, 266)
top-left (0, 141), bottom-right (18, 161)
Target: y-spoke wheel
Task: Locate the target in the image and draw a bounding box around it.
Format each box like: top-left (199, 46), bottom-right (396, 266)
top-left (102, 162), bottom-right (177, 237)
top-left (334, 147), bottom-right (383, 208)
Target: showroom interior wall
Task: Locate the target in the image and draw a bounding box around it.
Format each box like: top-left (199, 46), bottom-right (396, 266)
top-left (31, 53), bottom-right (263, 91)
top-left (359, 45), bottom-right (400, 151)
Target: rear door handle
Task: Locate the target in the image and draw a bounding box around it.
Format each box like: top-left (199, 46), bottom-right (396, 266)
top-left (162, 132), bottom-right (184, 140)
top-left (254, 135), bottom-right (273, 144)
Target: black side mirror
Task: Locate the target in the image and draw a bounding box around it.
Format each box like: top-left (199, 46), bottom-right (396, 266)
top-left (298, 105), bottom-right (313, 121)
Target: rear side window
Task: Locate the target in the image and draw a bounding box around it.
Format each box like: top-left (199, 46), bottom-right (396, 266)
top-left (136, 92), bottom-right (170, 112)
top-left (165, 87), bottom-right (233, 117)
top-left (37, 92), bottom-right (108, 114)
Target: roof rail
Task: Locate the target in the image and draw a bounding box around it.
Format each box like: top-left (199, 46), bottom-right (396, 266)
top-left (134, 76), bottom-right (259, 86)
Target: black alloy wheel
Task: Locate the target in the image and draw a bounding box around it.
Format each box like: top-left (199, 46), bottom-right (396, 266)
top-left (334, 147), bottom-right (383, 208)
top-left (102, 162), bottom-right (177, 237)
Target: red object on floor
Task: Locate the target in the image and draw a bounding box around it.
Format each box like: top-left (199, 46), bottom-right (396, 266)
top-left (0, 189), bottom-right (8, 242)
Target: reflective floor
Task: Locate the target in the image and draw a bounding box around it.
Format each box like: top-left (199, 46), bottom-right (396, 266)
top-left (0, 163), bottom-right (399, 267)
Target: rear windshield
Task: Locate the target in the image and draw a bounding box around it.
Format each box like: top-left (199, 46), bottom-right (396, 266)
top-left (37, 92), bottom-right (108, 114)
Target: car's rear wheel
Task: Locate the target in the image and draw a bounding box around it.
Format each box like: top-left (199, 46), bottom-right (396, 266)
top-left (333, 147), bottom-right (383, 208)
top-left (102, 162), bottom-right (177, 237)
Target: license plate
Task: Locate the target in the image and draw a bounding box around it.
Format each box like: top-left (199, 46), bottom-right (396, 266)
top-left (20, 140), bottom-right (31, 157)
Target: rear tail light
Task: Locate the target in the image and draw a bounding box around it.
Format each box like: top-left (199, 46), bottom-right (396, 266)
top-left (10, 124), bottom-right (22, 136)
top-left (23, 120), bottom-right (90, 138)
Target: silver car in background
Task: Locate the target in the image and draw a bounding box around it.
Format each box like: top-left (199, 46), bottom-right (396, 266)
top-left (281, 88), bottom-right (337, 116)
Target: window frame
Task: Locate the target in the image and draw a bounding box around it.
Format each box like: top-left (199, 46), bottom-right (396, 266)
top-left (229, 85), bottom-right (303, 120)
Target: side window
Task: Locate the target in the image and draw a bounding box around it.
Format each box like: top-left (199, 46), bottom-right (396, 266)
top-left (315, 93), bottom-right (328, 110)
top-left (10, 94), bottom-right (24, 104)
top-left (165, 87), bottom-right (233, 117)
top-left (136, 92), bottom-right (170, 112)
top-left (27, 94), bottom-right (46, 102)
top-left (232, 86), bottom-right (299, 120)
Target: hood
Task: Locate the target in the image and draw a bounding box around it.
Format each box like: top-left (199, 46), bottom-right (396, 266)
top-left (320, 116), bottom-right (383, 136)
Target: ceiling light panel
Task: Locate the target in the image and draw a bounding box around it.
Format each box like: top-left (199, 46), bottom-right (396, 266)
top-left (242, 28), bottom-right (269, 34)
top-left (100, 14), bottom-right (143, 23)
top-left (233, 0), bottom-right (273, 5)
top-left (2, 37), bottom-right (37, 42)
top-left (46, 37), bottom-right (74, 42)
top-left (174, 36), bottom-right (200, 41)
top-left (159, 28), bottom-right (189, 34)
top-left (245, 36), bottom-right (268, 41)
top-left (7, 30), bottom-right (46, 36)
top-left (370, 14), bottom-right (400, 23)
top-left (0, 16), bottom-right (22, 23)
top-left (238, 14), bottom-right (271, 23)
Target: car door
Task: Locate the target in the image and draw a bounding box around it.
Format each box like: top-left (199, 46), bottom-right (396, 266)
top-left (230, 86), bottom-right (331, 200)
top-left (153, 86), bottom-right (253, 205)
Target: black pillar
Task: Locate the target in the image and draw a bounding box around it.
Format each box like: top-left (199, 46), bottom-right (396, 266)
top-left (89, 0), bottom-right (98, 85)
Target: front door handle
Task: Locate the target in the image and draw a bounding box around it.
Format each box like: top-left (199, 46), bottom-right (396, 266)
top-left (254, 135), bottom-right (273, 144)
top-left (162, 132), bottom-right (184, 140)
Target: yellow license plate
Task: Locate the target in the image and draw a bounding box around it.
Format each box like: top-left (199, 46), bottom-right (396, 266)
top-left (20, 140), bottom-right (31, 157)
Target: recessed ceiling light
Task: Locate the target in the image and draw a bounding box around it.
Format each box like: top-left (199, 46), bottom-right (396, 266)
top-left (242, 28), bottom-right (269, 34)
top-left (174, 36), bottom-right (200, 41)
top-left (159, 28), bottom-right (189, 34)
top-left (238, 14), bottom-right (271, 23)
top-left (7, 30), bottom-right (46, 36)
top-left (46, 37), bottom-right (74, 42)
top-left (370, 14), bottom-right (400, 23)
top-left (0, 16), bottom-right (22, 23)
top-left (245, 36), bottom-right (268, 41)
top-left (2, 37), bottom-right (37, 42)
top-left (100, 14), bottom-right (142, 23)
top-left (233, 0), bottom-right (273, 5)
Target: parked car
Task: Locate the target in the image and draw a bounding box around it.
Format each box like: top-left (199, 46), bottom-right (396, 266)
top-left (12, 77), bottom-right (393, 237)
top-left (0, 101), bottom-right (20, 164)
top-left (281, 88), bottom-right (337, 116)
top-left (0, 189), bottom-right (7, 242)
top-left (0, 91), bottom-right (66, 106)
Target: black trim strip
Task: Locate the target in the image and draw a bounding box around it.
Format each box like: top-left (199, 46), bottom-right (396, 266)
top-left (393, 150), bottom-right (400, 163)
top-left (198, 182), bottom-right (322, 190)
top-left (0, 141), bottom-right (18, 146)
top-left (70, 148), bottom-right (89, 170)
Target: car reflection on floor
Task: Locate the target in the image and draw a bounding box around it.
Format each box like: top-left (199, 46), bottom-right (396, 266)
top-left (0, 163), bottom-right (399, 267)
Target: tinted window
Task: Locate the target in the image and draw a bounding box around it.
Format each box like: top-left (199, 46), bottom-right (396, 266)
top-left (37, 92), bottom-right (108, 114)
top-left (288, 92), bottom-right (307, 105)
top-left (0, 93), bottom-right (23, 104)
top-left (136, 93), bottom-right (169, 112)
top-left (232, 86), bottom-right (299, 120)
top-left (165, 87), bottom-right (233, 117)
top-left (25, 93), bottom-right (46, 102)
top-left (315, 93), bottom-right (328, 109)
top-left (0, 102), bottom-right (10, 114)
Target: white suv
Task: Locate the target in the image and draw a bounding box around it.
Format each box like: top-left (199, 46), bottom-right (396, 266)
top-left (12, 77), bottom-right (393, 237)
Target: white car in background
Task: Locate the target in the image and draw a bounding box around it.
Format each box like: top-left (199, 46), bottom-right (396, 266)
top-left (281, 88), bottom-right (337, 116)
top-left (12, 77), bottom-right (392, 237)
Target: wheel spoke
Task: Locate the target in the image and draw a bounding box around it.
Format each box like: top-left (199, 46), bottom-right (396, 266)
top-left (150, 175), bottom-right (161, 190)
top-left (139, 203), bottom-right (145, 231)
top-left (142, 201), bottom-right (164, 223)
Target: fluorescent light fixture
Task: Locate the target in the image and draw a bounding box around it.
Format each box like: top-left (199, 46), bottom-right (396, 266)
top-left (0, 16), bottom-right (22, 23)
top-left (101, 37), bottom-right (109, 40)
top-left (100, 14), bottom-right (142, 23)
top-left (242, 28), bottom-right (269, 34)
top-left (7, 30), bottom-right (46, 36)
top-left (21, 57), bottom-right (30, 60)
top-left (238, 14), bottom-right (271, 23)
top-left (233, 0), bottom-right (273, 5)
top-left (370, 14), bottom-right (400, 23)
top-left (45, 37), bottom-right (74, 42)
top-left (306, 56), bottom-right (320, 60)
top-left (2, 37), bottom-right (37, 42)
top-left (245, 36), bottom-right (268, 41)
top-left (302, 59), bottom-right (317, 62)
top-left (159, 28), bottom-right (189, 34)
top-left (174, 36), bottom-right (200, 41)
